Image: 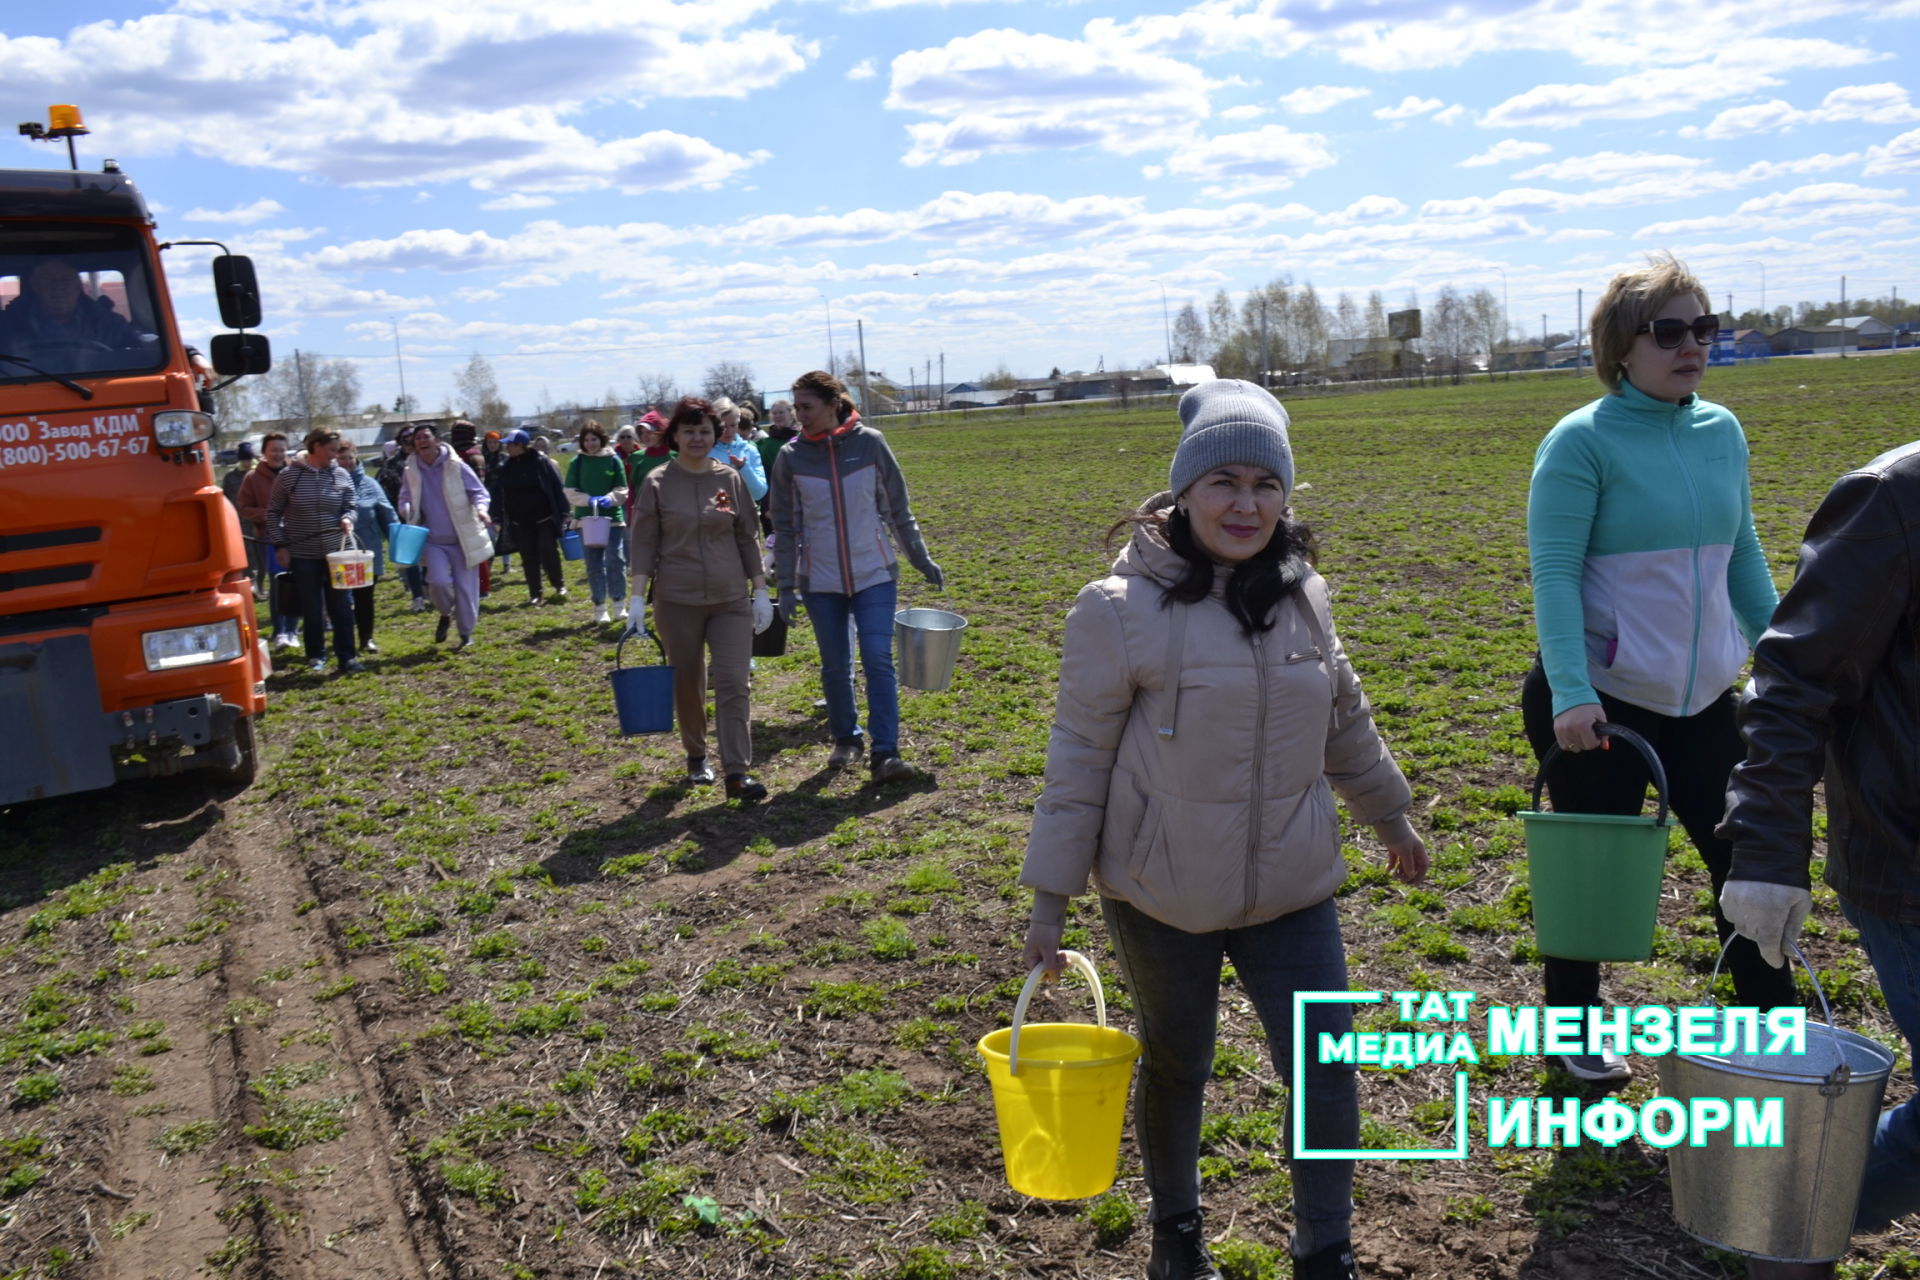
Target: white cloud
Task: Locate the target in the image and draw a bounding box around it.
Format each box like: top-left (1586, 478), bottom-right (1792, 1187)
top-left (1317, 195), bottom-right (1408, 226)
top-left (481, 193), bottom-right (558, 211)
top-left (887, 29), bottom-right (1213, 166)
top-left (1866, 128), bottom-right (1920, 175)
top-left (1373, 95), bottom-right (1444, 121)
top-left (1156, 125), bottom-right (1337, 198)
top-left (1277, 85), bottom-right (1370, 114)
top-left (1547, 228), bottom-right (1615, 242)
top-left (849, 58), bottom-right (877, 80)
top-left (182, 198), bottom-right (286, 225)
top-left (1687, 82), bottom-right (1920, 140)
top-left (1514, 151), bottom-right (1709, 184)
top-left (1433, 104), bottom-right (1468, 125)
top-left (1221, 104), bottom-right (1267, 120)
top-left (1460, 139), bottom-right (1553, 168)
top-left (1734, 181), bottom-right (1905, 214)
top-left (0, 5), bottom-right (803, 195)
top-left (1482, 63), bottom-right (1787, 129)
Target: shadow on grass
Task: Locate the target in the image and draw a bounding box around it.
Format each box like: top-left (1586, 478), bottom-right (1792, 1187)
top-left (0, 784), bottom-right (230, 908)
top-left (538, 721), bottom-right (940, 886)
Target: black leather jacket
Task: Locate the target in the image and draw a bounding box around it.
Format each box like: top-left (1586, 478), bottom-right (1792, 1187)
top-left (1719, 441), bottom-right (1920, 923)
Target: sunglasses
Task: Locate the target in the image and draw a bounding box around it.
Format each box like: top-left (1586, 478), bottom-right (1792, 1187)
top-left (1635, 316), bottom-right (1719, 349)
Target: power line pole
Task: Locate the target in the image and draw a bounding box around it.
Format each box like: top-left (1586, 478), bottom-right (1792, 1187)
top-left (391, 318), bottom-right (408, 417)
top-left (856, 320), bottom-right (871, 420)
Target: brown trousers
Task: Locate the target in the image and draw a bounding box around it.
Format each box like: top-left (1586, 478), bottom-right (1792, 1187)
top-left (652, 596), bottom-right (754, 774)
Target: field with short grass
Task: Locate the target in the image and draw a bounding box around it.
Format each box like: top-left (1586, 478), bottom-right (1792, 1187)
top-left (0, 354), bottom-right (1917, 1280)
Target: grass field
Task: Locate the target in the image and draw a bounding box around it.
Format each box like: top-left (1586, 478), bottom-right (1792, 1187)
top-left (0, 354), bottom-right (1917, 1280)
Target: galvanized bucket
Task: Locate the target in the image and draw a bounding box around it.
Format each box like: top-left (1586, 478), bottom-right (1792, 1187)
top-left (1659, 940), bottom-right (1893, 1262)
top-left (895, 607), bottom-right (966, 692)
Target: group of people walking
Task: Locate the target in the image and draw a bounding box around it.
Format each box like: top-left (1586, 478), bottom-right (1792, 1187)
top-left (217, 256), bottom-right (1920, 1279)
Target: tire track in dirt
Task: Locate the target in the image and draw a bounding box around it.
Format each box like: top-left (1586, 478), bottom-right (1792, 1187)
top-left (90, 801), bottom-right (456, 1280)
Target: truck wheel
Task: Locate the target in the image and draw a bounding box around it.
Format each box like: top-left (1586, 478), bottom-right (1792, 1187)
top-left (208, 714), bottom-right (259, 788)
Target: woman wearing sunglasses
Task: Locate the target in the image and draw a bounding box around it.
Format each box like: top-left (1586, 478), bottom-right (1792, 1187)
top-left (1524, 253), bottom-right (1792, 1088)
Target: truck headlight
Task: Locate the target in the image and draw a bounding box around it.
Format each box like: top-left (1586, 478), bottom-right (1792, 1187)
top-left (142, 620), bottom-right (243, 671)
top-left (153, 410), bottom-right (215, 448)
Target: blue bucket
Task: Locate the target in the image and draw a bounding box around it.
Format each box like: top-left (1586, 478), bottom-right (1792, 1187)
top-left (390, 524), bottom-right (428, 567)
top-left (610, 631), bottom-right (674, 735)
top-left (560, 529), bottom-right (585, 561)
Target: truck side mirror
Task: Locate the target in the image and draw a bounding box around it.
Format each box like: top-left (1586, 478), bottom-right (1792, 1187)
top-left (212, 255), bottom-right (262, 330)
top-left (210, 332), bottom-right (271, 376)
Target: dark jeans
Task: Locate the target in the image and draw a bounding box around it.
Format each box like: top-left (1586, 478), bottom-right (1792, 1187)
top-left (403, 563), bottom-right (426, 602)
top-left (265, 550), bottom-right (297, 636)
top-left (349, 582), bottom-right (377, 647)
top-left (1521, 660), bottom-right (1796, 1011)
top-left (511, 519), bottom-right (564, 596)
top-left (1101, 895), bottom-right (1356, 1256)
top-left (289, 557), bottom-right (356, 666)
top-left (1843, 898), bottom-right (1920, 1230)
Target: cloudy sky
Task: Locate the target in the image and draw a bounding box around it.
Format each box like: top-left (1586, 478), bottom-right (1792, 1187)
top-left (5, 0), bottom-right (1916, 415)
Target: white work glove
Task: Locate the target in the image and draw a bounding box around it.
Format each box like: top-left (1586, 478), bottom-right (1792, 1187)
top-left (1719, 880), bottom-right (1813, 969)
top-left (625, 601), bottom-right (648, 637)
top-left (751, 587), bottom-right (773, 634)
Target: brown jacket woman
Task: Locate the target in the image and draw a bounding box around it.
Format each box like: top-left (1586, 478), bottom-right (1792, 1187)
top-left (629, 459), bottom-right (762, 599)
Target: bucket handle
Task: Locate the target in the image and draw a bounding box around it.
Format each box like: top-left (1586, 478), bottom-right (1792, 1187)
top-left (338, 524), bottom-right (360, 554)
top-left (1008, 949), bottom-right (1105, 1078)
top-left (1531, 723), bottom-right (1671, 827)
top-left (1702, 936), bottom-right (1849, 1092)
top-left (615, 628), bottom-right (667, 669)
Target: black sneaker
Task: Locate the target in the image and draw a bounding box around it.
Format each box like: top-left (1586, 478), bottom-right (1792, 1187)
top-left (339, 658), bottom-right (365, 674)
top-left (686, 757), bottom-right (715, 785)
top-left (1147, 1210), bottom-right (1221, 1280)
top-left (725, 774), bottom-right (768, 801)
top-left (435, 614), bottom-right (452, 643)
top-left (869, 752), bottom-right (918, 784)
top-left (1293, 1239), bottom-right (1360, 1280)
top-left (1555, 1050), bottom-right (1631, 1085)
top-left (827, 737), bottom-right (864, 768)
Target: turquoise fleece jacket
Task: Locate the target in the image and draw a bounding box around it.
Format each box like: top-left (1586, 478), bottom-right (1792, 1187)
top-left (1528, 379), bottom-right (1778, 719)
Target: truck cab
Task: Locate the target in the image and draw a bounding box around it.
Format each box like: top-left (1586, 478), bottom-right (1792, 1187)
top-left (0, 144), bottom-right (273, 804)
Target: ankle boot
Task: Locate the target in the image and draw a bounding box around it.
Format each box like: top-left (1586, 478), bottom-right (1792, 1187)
top-left (1146, 1210), bottom-right (1221, 1280)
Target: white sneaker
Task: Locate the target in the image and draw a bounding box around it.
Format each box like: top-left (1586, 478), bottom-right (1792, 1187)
top-left (594, 605), bottom-right (610, 624)
top-left (616, 602), bottom-right (630, 621)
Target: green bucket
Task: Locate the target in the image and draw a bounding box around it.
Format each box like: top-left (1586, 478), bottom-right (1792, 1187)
top-left (1519, 724), bottom-right (1673, 962)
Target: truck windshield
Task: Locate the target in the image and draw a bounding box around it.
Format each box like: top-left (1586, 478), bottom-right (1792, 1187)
top-left (0, 223), bottom-right (168, 382)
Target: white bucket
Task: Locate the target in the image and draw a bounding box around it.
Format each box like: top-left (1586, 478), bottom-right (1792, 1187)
top-left (325, 530), bottom-right (374, 589)
top-left (579, 515), bottom-right (613, 548)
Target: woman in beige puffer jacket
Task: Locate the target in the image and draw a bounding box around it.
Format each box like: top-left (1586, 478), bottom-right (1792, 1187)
top-left (1020, 380), bottom-right (1426, 1280)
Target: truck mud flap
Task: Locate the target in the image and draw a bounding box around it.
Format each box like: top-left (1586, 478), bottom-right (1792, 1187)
top-left (0, 633), bottom-right (114, 804)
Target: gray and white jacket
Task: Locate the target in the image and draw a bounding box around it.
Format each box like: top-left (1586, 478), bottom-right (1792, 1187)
top-left (768, 413), bottom-right (936, 596)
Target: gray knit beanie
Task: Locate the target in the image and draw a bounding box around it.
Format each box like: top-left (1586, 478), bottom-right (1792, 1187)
top-left (1168, 379), bottom-right (1293, 501)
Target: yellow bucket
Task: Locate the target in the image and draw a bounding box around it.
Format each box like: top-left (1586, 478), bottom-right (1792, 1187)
top-left (976, 950), bottom-right (1140, 1200)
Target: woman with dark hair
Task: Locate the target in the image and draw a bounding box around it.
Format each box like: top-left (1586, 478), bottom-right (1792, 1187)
top-left (239, 431), bottom-right (301, 648)
top-left (333, 438), bottom-right (398, 653)
top-left (266, 427), bottom-right (361, 674)
top-left (494, 429), bottom-right (571, 605)
top-left (769, 370), bottom-right (943, 783)
top-left (627, 397), bottom-right (774, 799)
top-left (565, 420), bottom-right (630, 625)
top-left (1525, 253), bottom-right (1790, 1086)
top-left (1020, 381), bottom-right (1425, 1280)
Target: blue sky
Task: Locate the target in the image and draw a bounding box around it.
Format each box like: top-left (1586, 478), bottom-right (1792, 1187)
top-left (4, 0), bottom-right (1915, 415)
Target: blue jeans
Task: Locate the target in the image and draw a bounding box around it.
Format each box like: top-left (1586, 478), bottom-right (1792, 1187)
top-left (804, 579), bottom-right (898, 754)
top-left (1101, 895), bottom-right (1356, 1255)
top-left (583, 528), bottom-right (628, 606)
top-left (1844, 897), bottom-right (1920, 1231)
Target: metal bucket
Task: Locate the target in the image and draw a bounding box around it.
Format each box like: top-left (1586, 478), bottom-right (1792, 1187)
top-left (894, 607), bottom-right (966, 692)
top-left (1659, 941), bottom-right (1894, 1262)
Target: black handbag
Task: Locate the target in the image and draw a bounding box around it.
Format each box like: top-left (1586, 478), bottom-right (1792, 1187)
top-left (752, 598), bottom-right (788, 657)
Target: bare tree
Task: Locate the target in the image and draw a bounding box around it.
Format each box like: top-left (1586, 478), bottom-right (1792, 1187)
top-left (702, 360), bottom-right (756, 406)
top-left (1428, 286), bottom-right (1471, 381)
top-left (1206, 290), bottom-right (1235, 366)
top-left (1171, 302), bottom-right (1207, 363)
top-left (633, 372), bottom-right (679, 412)
top-left (255, 350), bottom-right (361, 428)
top-left (1334, 292), bottom-right (1364, 341)
top-left (452, 353), bottom-right (511, 432)
top-left (978, 361), bottom-right (1017, 390)
top-left (1465, 288), bottom-right (1504, 366)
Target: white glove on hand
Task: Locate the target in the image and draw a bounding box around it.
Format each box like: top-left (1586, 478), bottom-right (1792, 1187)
top-left (751, 587), bottom-right (773, 635)
top-left (1719, 880), bottom-right (1813, 968)
top-left (624, 602), bottom-right (648, 637)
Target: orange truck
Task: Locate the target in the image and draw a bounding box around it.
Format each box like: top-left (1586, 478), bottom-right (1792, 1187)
top-left (0, 106), bottom-right (274, 804)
